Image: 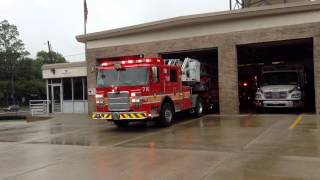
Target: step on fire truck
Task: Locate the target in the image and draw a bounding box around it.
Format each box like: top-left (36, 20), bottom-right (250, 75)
top-left (92, 57), bottom-right (217, 127)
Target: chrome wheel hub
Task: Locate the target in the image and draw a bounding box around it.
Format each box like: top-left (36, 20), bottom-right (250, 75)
top-left (164, 109), bottom-right (172, 122)
top-left (197, 103), bottom-right (203, 114)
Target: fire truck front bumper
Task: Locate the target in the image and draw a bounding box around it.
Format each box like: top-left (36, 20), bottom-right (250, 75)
top-left (92, 112), bottom-right (148, 121)
top-left (255, 100), bottom-right (303, 108)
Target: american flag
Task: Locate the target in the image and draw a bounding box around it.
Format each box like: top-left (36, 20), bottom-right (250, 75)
top-left (84, 0), bottom-right (88, 24)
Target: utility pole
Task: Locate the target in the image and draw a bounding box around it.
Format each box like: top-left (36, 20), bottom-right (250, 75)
top-left (47, 41), bottom-right (54, 63)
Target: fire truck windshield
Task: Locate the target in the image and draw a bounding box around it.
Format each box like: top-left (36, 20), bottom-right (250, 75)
top-left (261, 72), bottom-right (298, 86)
top-left (97, 67), bottom-right (148, 87)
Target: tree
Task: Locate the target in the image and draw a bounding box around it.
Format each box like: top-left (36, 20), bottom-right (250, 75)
top-left (36, 50), bottom-right (67, 64)
top-left (0, 20), bottom-right (29, 105)
top-left (0, 20), bottom-right (66, 107)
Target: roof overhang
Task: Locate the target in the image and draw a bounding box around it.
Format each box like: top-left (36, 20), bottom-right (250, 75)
top-left (76, 1), bottom-right (320, 43)
top-left (42, 61), bottom-right (87, 79)
top-left (41, 61), bottom-right (87, 70)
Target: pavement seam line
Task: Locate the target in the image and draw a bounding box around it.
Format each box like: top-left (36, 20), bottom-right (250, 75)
top-left (2, 160), bottom-right (61, 180)
top-left (243, 117), bottom-right (279, 150)
top-left (289, 114), bottom-right (304, 129)
top-left (199, 153), bottom-right (237, 180)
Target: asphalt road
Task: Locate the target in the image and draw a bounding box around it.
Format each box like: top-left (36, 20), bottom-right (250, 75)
top-left (0, 113), bottom-right (319, 180)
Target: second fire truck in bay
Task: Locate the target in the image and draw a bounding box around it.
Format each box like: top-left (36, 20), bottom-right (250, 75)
top-left (254, 65), bottom-right (306, 110)
top-left (92, 57), bottom-right (218, 127)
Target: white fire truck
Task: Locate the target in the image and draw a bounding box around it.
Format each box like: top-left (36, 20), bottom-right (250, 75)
top-left (255, 65), bottom-right (305, 110)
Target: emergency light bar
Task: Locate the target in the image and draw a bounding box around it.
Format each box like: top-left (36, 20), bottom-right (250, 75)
top-left (99, 58), bottom-right (163, 67)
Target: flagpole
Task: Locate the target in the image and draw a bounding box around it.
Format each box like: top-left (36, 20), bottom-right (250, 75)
top-left (84, 0), bottom-right (87, 59)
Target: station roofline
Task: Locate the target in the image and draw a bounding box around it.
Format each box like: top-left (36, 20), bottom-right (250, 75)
top-left (41, 61), bottom-right (87, 70)
top-left (76, 1), bottom-right (320, 43)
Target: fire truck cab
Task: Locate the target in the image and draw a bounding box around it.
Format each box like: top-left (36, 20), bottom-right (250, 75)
top-left (93, 57), bottom-right (211, 127)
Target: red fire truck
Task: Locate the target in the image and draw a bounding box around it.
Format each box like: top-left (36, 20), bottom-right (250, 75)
top-left (92, 57), bottom-right (217, 127)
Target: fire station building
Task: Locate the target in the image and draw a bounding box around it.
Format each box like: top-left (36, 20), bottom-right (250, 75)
top-left (76, 1), bottom-right (320, 115)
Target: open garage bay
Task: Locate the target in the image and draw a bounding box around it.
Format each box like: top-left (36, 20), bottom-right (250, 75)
top-left (237, 38), bottom-right (315, 114)
top-left (161, 48), bottom-right (220, 113)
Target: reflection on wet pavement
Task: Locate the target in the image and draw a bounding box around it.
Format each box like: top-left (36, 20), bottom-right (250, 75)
top-left (0, 113), bottom-right (320, 179)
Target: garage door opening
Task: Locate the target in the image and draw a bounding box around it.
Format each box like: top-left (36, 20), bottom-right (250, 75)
top-left (237, 38), bottom-right (315, 113)
top-left (160, 48), bottom-right (219, 113)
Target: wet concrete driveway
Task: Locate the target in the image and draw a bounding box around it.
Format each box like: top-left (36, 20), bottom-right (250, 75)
top-left (0, 113), bottom-right (319, 180)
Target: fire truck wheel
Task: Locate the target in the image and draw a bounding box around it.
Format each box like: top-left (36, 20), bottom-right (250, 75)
top-left (158, 102), bottom-right (174, 127)
top-left (114, 121), bottom-right (129, 128)
top-left (194, 97), bottom-right (204, 117)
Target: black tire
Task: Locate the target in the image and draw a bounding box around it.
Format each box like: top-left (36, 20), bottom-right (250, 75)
top-left (194, 97), bottom-right (204, 117)
top-left (114, 121), bottom-right (129, 128)
top-left (157, 102), bottom-right (174, 127)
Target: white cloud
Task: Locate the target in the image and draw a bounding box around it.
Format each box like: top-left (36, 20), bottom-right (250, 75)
top-left (1, 0), bottom-right (228, 61)
top-left (34, 0), bottom-right (51, 8)
top-left (0, 0), bottom-right (18, 6)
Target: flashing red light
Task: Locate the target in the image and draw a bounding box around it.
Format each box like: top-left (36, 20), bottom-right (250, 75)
top-left (243, 82), bottom-right (248, 87)
top-left (101, 62), bottom-right (109, 66)
top-left (110, 58), bottom-right (161, 65)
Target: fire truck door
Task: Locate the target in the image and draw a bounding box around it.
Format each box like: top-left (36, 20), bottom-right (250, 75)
top-left (150, 66), bottom-right (161, 96)
top-left (166, 68), bottom-right (182, 111)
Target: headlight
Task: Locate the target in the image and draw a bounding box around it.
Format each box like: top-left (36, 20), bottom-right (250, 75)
top-left (132, 98), bottom-right (141, 103)
top-left (291, 93), bottom-right (301, 99)
top-left (289, 86), bottom-right (301, 93)
top-left (96, 100), bottom-right (104, 104)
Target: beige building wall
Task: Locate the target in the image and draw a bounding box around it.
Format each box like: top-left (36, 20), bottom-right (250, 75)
top-left (42, 62), bottom-right (87, 79)
top-left (42, 67), bottom-right (87, 79)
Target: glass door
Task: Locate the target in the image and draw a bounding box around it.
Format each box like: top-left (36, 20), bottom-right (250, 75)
top-left (51, 84), bottom-right (62, 113)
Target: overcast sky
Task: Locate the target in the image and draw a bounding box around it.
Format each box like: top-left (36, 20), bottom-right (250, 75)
top-left (0, 0), bottom-right (229, 62)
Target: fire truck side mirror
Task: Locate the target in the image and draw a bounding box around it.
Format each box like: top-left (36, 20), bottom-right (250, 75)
top-left (152, 66), bottom-right (159, 83)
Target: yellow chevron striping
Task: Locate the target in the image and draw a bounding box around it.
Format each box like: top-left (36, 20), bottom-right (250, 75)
top-left (141, 113), bottom-right (146, 118)
top-left (129, 114), bottom-right (135, 118)
top-left (136, 113), bottom-right (143, 118)
top-left (93, 112), bottom-right (148, 119)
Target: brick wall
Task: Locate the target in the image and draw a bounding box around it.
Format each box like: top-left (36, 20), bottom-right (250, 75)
top-left (86, 22), bottom-right (320, 114)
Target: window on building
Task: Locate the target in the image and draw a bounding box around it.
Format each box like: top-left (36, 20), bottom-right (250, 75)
top-left (83, 77), bottom-right (87, 100)
top-left (63, 78), bottom-right (72, 100)
top-left (48, 85), bottom-right (52, 100)
top-left (73, 77), bottom-right (83, 100)
top-left (170, 69), bottom-right (177, 82)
